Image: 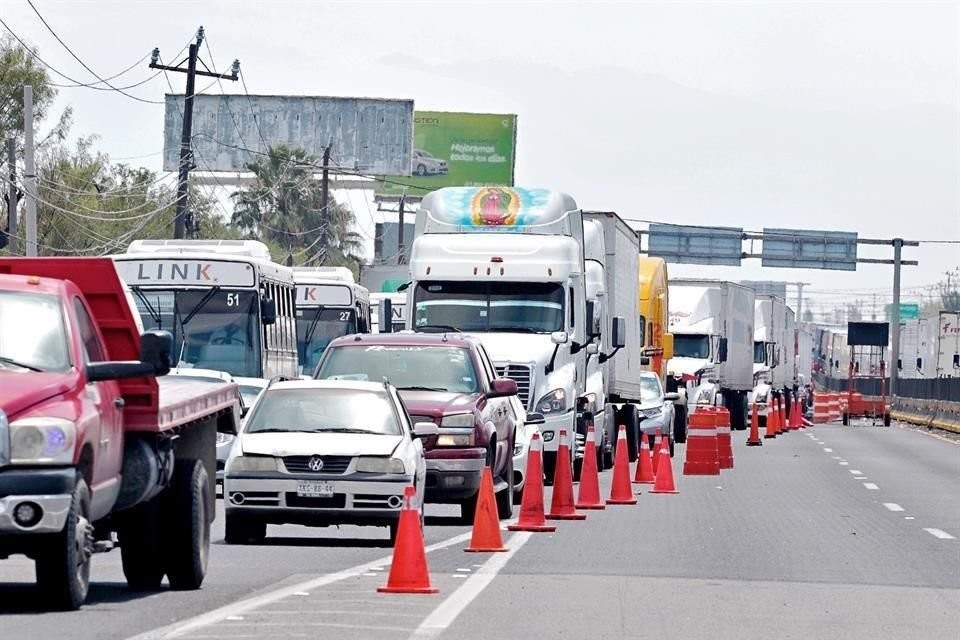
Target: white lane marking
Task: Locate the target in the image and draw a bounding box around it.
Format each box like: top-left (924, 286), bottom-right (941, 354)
top-left (832, 456), bottom-right (842, 460)
top-left (823, 448), bottom-right (834, 453)
top-left (225, 616), bottom-right (243, 621)
top-left (455, 568), bottom-right (471, 572)
top-left (128, 529), bottom-right (477, 640)
top-left (850, 470), bottom-right (862, 475)
top-left (839, 462), bottom-right (849, 466)
top-left (255, 609), bottom-right (424, 618)
top-left (923, 528), bottom-right (956, 540)
top-left (863, 482), bottom-right (879, 490)
top-left (905, 516), bottom-right (916, 520)
top-left (409, 532), bottom-right (534, 639)
top-left (854, 476), bottom-right (867, 480)
top-left (883, 503), bottom-right (904, 512)
top-left (452, 574), bottom-right (469, 579)
top-left (362, 572), bottom-right (378, 577)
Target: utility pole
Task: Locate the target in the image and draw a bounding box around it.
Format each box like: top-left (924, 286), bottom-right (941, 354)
top-left (5, 138), bottom-right (17, 254)
top-left (23, 86), bottom-right (37, 256)
top-left (890, 238), bottom-right (903, 396)
top-left (795, 282), bottom-right (808, 321)
top-left (150, 27), bottom-right (238, 239)
top-left (317, 141), bottom-right (332, 265)
top-left (397, 188), bottom-right (407, 264)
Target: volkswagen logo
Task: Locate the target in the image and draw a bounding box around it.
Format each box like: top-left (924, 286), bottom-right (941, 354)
top-left (307, 456), bottom-right (324, 472)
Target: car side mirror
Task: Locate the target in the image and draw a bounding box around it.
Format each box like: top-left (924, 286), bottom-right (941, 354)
top-left (662, 333), bottom-right (674, 360)
top-left (551, 331), bottom-right (569, 345)
top-left (413, 421), bottom-right (439, 438)
top-left (261, 297), bottom-right (277, 325)
top-left (379, 298), bottom-right (393, 333)
top-left (664, 392), bottom-right (680, 401)
top-left (586, 343), bottom-right (599, 355)
top-left (611, 316), bottom-right (626, 349)
top-left (525, 412), bottom-right (546, 426)
top-left (489, 378), bottom-right (518, 397)
top-left (718, 338), bottom-right (728, 363)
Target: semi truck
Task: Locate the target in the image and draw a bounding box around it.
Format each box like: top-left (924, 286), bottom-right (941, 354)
top-left (936, 311), bottom-right (960, 377)
top-left (407, 187), bottom-right (632, 478)
top-left (0, 258), bottom-right (240, 609)
top-left (749, 295), bottom-right (786, 421)
top-left (667, 279), bottom-right (755, 429)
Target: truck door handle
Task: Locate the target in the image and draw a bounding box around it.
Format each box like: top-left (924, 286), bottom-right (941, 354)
top-left (114, 398), bottom-right (126, 408)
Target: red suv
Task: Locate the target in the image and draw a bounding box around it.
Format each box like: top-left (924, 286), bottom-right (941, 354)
top-left (314, 333), bottom-right (519, 523)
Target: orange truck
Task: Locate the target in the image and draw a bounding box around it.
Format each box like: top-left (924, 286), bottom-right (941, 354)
top-left (638, 257), bottom-right (679, 437)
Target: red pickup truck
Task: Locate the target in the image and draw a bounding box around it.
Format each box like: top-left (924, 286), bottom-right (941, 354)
top-left (0, 258), bottom-right (240, 609)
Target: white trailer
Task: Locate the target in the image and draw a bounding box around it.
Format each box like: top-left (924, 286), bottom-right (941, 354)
top-left (937, 311), bottom-right (960, 377)
top-left (667, 279), bottom-right (755, 429)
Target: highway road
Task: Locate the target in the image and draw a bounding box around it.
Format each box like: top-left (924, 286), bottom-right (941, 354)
top-left (2, 421), bottom-right (958, 640)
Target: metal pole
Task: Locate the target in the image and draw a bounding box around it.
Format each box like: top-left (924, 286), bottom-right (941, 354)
top-left (6, 138), bottom-right (17, 255)
top-left (173, 42), bottom-right (199, 240)
top-left (890, 238), bottom-right (903, 396)
top-left (23, 86), bottom-right (37, 256)
top-left (796, 282), bottom-right (805, 321)
top-left (397, 189), bottom-right (406, 265)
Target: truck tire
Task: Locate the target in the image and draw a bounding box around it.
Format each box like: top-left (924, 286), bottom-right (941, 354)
top-left (459, 493), bottom-right (478, 525)
top-left (36, 475), bottom-right (92, 611)
top-left (496, 456), bottom-right (514, 520)
top-left (118, 498), bottom-right (165, 590)
top-left (542, 451), bottom-right (557, 486)
top-left (224, 513), bottom-right (266, 545)
top-left (674, 405), bottom-right (688, 443)
top-left (622, 404), bottom-right (639, 462)
top-left (164, 459), bottom-right (211, 591)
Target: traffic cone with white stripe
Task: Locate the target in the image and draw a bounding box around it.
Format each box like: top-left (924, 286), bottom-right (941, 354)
top-left (633, 432), bottom-right (655, 484)
top-left (651, 428), bottom-right (663, 475)
top-left (546, 430), bottom-right (587, 520)
top-left (508, 432), bottom-right (556, 533)
top-left (747, 401), bottom-right (763, 446)
top-left (607, 425), bottom-right (638, 505)
top-left (575, 425), bottom-right (605, 510)
top-left (378, 485), bottom-right (438, 594)
top-left (650, 436), bottom-right (679, 494)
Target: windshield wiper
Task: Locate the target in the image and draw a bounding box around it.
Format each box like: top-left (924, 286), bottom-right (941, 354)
top-left (180, 286), bottom-right (222, 326)
top-left (0, 356), bottom-right (45, 372)
top-left (306, 427), bottom-right (378, 434)
top-left (486, 327), bottom-right (541, 333)
top-left (396, 385), bottom-right (448, 392)
top-left (415, 324), bottom-right (461, 333)
top-left (131, 287), bottom-right (163, 329)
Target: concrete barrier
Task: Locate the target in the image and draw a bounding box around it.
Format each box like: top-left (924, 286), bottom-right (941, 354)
top-left (891, 397), bottom-right (960, 434)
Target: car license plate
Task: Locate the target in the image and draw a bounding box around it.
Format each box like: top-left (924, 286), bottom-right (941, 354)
top-left (296, 481), bottom-right (334, 498)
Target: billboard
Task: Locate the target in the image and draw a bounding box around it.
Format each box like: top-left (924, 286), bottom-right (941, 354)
top-left (376, 111), bottom-right (517, 197)
top-left (163, 94), bottom-right (414, 175)
top-left (647, 223), bottom-right (744, 266)
top-left (761, 228), bottom-right (858, 271)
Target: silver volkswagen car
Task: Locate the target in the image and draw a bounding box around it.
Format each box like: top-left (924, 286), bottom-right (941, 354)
top-left (223, 379), bottom-right (437, 543)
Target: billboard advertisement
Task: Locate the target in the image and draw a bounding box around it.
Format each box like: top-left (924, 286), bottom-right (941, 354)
top-left (163, 94), bottom-right (414, 175)
top-left (376, 111), bottom-right (517, 197)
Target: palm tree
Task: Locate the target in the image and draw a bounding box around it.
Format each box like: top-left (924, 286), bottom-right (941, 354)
top-left (231, 144), bottom-right (364, 270)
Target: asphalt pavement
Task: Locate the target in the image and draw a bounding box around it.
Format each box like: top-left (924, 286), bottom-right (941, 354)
top-left (1, 421), bottom-right (957, 640)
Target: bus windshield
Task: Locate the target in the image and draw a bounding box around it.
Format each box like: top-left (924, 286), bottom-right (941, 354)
top-left (131, 288), bottom-right (262, 378)
top-left (414, 282), bottom-right (564, 333)
top-left (297, 308), bottom-right (356, 373)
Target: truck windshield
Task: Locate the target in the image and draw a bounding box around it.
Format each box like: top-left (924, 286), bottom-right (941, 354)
top-left (0, 292), bottom-right (69, 372)
top-left (317, 345), bottom-right (479, 394)
top-left (673, 334), bottom-right (710, 359)
top-left (754, 341), bottom-right (767, 364)
top-left (297, 308), bottom-right (356, 372)
top-left (413, 282), bottom-right (564, 333)
top-left (131, 288), bottom-right (261, 378)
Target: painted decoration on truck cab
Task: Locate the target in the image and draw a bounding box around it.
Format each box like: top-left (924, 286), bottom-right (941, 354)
top-left (432, 186), bottom-right (558, 230)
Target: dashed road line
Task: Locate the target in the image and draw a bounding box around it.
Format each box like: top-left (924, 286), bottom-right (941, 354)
top-left (850, 470), bottom-right (862, 475)
top-left (863, 482), bottom-right (879, 490)
top-left (883, 503), bottom-right (904, 512)
top-left (923, 528), bottom-right (956, 540)
top-left (823, 448), bottom-right (834, 452)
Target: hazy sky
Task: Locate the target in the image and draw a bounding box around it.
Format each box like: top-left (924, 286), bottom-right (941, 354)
top-left (3, 0), bottom-right (958, 317)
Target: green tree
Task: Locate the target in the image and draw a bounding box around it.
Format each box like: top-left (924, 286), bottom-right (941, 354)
top-left (231, 144), bottom-right (364, 272)
top-left (0, 34), bottom-right (59, 143)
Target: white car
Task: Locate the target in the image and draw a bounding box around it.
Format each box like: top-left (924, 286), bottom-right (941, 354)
top-left (638, 371), bottom-right (678, 456)
top-left (224, 379), bottom-right (437, 543)
top-left (412, 149), bottom-right (449, 176)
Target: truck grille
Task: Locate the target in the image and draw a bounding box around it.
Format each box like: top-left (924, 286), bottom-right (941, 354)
top-left (282, 455), bottom-right (352, 474)
top-left (495, 363), bottom-right (534, 409)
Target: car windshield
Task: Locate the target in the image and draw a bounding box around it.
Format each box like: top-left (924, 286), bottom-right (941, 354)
top-left (414, 282), bottom-right (564, 333)
top-left (673, 334), bottom-right (710, 359)
top-left (297, 308), bottom-right (356, 372)
top-left (754, 341), bottom-right (767, 364)
top-left (131, 288), bottom-right (262, 378)
top-left (317, 345), bottom-right (479, 393)
top-left (238, 384), bottom-right (265, 408)
top-left (0, 291), bottom-right (69, 372)
top-left (640, 376), bottom-right (664, 403)
top-left (245, 388), bottom-right (400, 435)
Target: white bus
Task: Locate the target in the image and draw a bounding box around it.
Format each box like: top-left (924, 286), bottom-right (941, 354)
top-left (113, 240), bottom-right (298, 404)
top-left (292, 266), bottom-right (371, 374)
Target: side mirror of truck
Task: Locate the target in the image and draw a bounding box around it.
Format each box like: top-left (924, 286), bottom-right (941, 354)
top-left (586, 301), bottom-right (600, 338)
top-left (664, 392), bottom-right (680, 402)
top-left (261, 297), bottom-right (277, 325)
top-left (489, 378), bottom-right (519, 398)
top-left (662, 333), bottom-right (674, 360)
top-left (379, 298), bottom-right (393, 333)
top-left (718, 338), bottom-right (728, 363)
top-left (611, 316), bottom-right (626, 349)
top-left (413, 421), bottom-right (440, 438)
top-left (140, 330), bottom-right (173, 376)
top-left (525, 412), bottom-right (546, 426)
top-left (551, 331), bottom-right (569, 345)
top-left (586, 342), bottom-right (599, 355)
top-left (86, 331), bottom-right (173, 382)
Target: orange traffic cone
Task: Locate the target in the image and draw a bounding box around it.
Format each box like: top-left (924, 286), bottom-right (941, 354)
top-left (747, 401), bottom-right (763, 446)
top-left (378, 485), bottom-right (438, 594)
top-left (576, 425), bottom-right (605, 510)
top-left (546, 430), bottom-right (587, 520)
top-left (649, 438), bottom-right (678, 494)
top-left (633, 432), bottom-right (655, 484)
top-left (607, 425), bottom-right (638, 505)
top-left (651, 428), bottom-right (663, 475)
top-left (465, 467), bottom-right (508, 552)
top-left (792, 393), bottom-right (804, 430)
top-left (508, 433), bottom-right (556, 533)
top-left (765, 399), bottom-right (778, 439)
top-left (716, 407), bottom-right (734, 470)
top-left (778, 399), bottom-right (787, 435)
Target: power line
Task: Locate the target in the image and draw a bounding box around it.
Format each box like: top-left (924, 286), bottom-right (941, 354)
top-left (24, 1), bottom-right (164, 104)
top-left (238, 68), bottom-right (269, 150)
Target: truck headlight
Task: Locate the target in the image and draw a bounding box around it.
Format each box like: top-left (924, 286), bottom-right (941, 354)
top-left (440, 413), bottom-right (474, 428)
top-left (0, 410), bottom-right (9, 466)
top-left (356, 457), bottom-right (406, 474)
top-left (227, 455), bottom-right (277, 472)
top-left (437, 432), bottom-right (475, 447)
top-left (536, 389), bottom-right (567, 415)
top-left (641, 407), bottom-right (663, 419)
top-left (9, 417), bottom-right (76, 464)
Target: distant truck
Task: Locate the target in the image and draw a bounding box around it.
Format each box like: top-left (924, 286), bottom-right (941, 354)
top-left (637, 257), bottom-right (677, 437)
top-left (750, 295), bottom-right (786, 421)
top-left (936, 311), bottom-right (960, 377)
top-left (292, 266), bottom-right (371, 375)
top-left (370, 292), bottom-right (406, 333)
top-left (0, 258), bottom-right (240, 609)
top-left (667, 279), bottom-right (755, 429)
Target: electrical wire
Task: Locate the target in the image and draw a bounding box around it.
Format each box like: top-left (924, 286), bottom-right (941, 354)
top-left (238, 68), bottom-right (269, 150)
